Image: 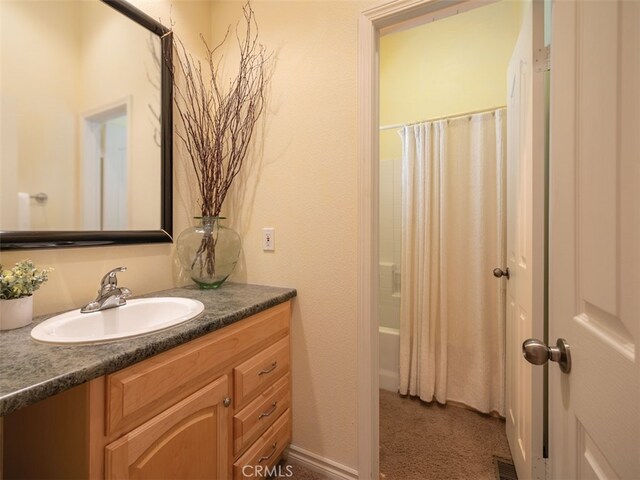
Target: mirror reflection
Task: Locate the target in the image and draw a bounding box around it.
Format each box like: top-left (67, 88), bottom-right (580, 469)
top-left (0, 0), bottom-right (162, 232)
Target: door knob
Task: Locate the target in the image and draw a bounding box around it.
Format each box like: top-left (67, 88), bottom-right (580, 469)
top-left (522, 338), bottom-right (571, 374)
top-left (493, 267), bottom-right (510, 279)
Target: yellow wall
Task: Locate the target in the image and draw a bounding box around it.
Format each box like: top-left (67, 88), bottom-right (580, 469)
top-left (380, 0), bottom-right (523, 160)
top-left (0, 0), bottom-right (210, 316)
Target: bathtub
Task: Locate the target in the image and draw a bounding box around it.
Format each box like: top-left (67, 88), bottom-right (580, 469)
top-left (379, 326), bottom-right (400, 392)
top-left (379, 261), bottom-right (400, 392)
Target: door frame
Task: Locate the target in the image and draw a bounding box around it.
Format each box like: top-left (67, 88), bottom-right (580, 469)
top-left (81, 96), bottom-right (132, 230)
top-left (356, 1), bottom-right (544, 478)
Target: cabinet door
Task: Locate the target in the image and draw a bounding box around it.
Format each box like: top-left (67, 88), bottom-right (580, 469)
top-left (105, 375), bottom-right (230, 480)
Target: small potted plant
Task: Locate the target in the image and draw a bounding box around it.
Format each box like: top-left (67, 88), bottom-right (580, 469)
top-left (0, 260), bottom-right (52, 330)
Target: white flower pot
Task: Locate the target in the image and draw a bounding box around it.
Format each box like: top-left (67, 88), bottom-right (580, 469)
top-left (0, 295), bottom-right (34, 331)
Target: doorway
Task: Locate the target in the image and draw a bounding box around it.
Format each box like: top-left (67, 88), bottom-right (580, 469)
top-left (357, 1), bottom-right (546, 478)
top-left (82, 100), bottom-right (130, 230)
top-left (378, 2), bottom-right (517, 478)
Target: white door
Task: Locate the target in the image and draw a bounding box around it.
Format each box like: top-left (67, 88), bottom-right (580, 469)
top-left (505, 1), bottom-right (546, 479)
top-left (102, 117), bottom-right (128, 230)
top-left (548, 1), bottom-right (640, 479)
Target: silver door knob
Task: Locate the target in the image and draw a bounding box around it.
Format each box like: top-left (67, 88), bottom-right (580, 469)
top-left (522, 338), bottom-right (571, 374)
top-left (493, 267), bottom-right (510, 279)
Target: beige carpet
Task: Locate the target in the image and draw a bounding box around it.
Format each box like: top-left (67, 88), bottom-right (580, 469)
top-left (279, 390), bottom-right (512, 480)
top-left (278, 459), bottom-right (325, 479)
top-left (380, 389), bottom-right (512, 480)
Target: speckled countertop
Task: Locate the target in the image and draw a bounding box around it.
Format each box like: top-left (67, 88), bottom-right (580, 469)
top-left (0, 283), bottom-right (296, 417)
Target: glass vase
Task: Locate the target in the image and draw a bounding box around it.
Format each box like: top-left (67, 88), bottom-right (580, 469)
top-left (177, 217), bottom-right (241, 289)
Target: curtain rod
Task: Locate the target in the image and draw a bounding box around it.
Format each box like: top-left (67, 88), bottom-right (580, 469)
top-left (379, 105), bottom-right (507, 131)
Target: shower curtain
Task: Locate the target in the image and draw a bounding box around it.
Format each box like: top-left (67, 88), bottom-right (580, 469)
top-left (398, 109), bottom-right (506, 416)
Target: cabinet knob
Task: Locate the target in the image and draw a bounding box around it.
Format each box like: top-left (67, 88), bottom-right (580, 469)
top-left (223, 397), bottom-right (232, 407)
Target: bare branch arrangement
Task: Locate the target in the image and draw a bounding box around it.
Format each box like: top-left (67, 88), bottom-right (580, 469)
top-left (172, 2), bottom-right (269, 218)
top-left (171, 2), bottom-right (270, 283)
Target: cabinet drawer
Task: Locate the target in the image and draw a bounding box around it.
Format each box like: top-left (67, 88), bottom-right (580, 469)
top-left (233, 408), bottom-right (291, 480)
top-left (234, 374), bottom-right (290, 455)
top-left (107, 302), bottom-right (290, 435)
top-left (234, 336), bottom-right (289, 408)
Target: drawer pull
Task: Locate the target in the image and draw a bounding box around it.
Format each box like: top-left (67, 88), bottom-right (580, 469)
top-left (258, 361), bottom-right (277, 376)
top-left (223, 397), bottom-right (232, 407)
top-left (259, 442), bottom-right (278, 463)
top-left (258, 401), bottom-right (278, 420)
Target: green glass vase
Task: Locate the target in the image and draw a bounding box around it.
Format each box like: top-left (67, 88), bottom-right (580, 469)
top-left (177, 216), bottom-right (241, 289)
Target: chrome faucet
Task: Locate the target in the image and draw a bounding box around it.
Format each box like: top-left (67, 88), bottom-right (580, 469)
top-left (80, 267), bottom-right (132, 313)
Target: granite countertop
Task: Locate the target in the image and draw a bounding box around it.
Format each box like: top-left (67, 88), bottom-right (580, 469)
top-left (0, 283), bottom-right (296, 417)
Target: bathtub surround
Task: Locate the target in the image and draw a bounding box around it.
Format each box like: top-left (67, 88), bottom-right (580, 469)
top-left (378, 158), bottom-right (402, 392)
top-left (399, 109), bottom-right (506, 416)
top-left (378, 326), bottom-right (400, 392)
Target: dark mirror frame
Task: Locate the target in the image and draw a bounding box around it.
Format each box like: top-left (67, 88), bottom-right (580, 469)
top-left (0, 0), bottom-right (173, 251)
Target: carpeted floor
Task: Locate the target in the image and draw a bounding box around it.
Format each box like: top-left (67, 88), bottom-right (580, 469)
top-left (380, 389), bottom-right (512, 480)
top-left (279, 390), bottom-right (512, 480)
top-left (278, 459), bottom-right (324, 479)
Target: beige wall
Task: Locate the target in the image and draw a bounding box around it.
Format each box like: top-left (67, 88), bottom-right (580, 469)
top-left (0, 1), bottom-right (81, 230)
top-left (0, 0), bottom-right (171, 231)
top-left (0, 0), bottom-right (210, 316)
top-left (210, 1), bottom-right (369, 469)
top-left (79, 1), bottom-right (162, 230)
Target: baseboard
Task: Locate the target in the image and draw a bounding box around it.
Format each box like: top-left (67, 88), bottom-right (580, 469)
top-left (285, 444), bottom-right (359, 480)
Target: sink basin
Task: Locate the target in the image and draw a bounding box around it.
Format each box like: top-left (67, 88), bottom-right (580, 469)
top-left (31, 297), bottom-right (205, 345)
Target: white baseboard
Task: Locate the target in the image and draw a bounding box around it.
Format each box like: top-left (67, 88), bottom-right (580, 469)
top-left (285, 444), bottom-right (359, 480)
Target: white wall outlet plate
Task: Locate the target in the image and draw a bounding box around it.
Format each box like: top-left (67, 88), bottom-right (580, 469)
top-left (262, 227), bottom-right (275, 251)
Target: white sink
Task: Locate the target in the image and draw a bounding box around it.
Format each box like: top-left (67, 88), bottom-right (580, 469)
top-left (31, 297), bottom-right (205, 345)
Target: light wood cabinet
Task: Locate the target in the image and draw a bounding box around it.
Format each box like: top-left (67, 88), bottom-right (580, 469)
top-left (3, 301), bottom-right (292, 480)
top-left (105, 375), bottom-right (230, 479)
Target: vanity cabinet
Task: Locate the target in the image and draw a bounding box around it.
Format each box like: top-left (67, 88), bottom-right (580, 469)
top-left (2, 301), bottom-right (292, 480)
top-left (105, 375), bottom-right (230, 479)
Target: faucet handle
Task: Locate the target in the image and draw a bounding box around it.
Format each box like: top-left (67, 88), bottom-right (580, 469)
top-left (100, 267), bottom-right (127, 292)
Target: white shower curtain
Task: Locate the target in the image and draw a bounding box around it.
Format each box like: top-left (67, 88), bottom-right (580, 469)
top-left (398, 109), bottom-right (506, 416)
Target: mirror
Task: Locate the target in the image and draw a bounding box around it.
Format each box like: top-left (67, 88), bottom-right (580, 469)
top-left (0, 0), bottom-right (172, 250)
